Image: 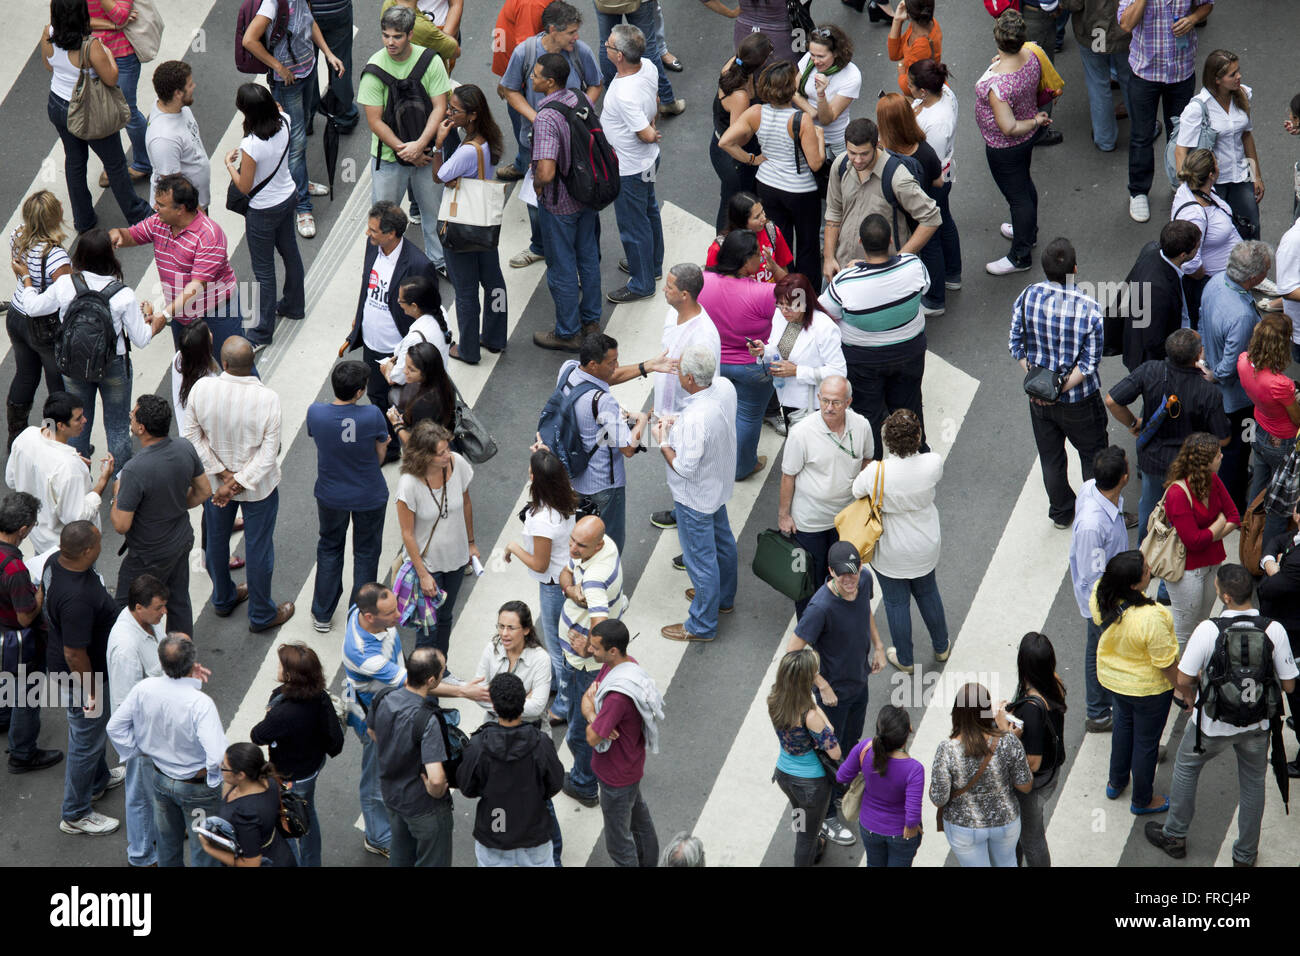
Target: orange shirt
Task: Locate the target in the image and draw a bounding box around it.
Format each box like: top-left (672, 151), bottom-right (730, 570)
top-left (887, 21), bottom-right (943, 94)
top-left (492, 0), bottom-right (553, 77)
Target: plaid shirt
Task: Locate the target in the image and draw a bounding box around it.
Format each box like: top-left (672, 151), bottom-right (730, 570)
top-left (1009, 281), bottom-right (1104, 403)
top-left (531, 88), bottom-right (589, 215)
top-left (1117, 0), bottom-right (1212, 84)
top-left (1265, 444), bottom-right (1300, 517)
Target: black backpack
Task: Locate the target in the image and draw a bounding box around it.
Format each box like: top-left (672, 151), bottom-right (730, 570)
top-left (879, 151), bottom-right (925, 250)
top-left (1194, 616), bottom-right (1284, 752)
top-left (369, 685), bottom-right (469, 790)
top-left (538, 97), bottom-right (620, 210)
top-left (361, 48), bottom-right (437, 169)
top-left (536, 378), bottom-right (608, 481)
top-left (56, 274), bottom-right (126, 383)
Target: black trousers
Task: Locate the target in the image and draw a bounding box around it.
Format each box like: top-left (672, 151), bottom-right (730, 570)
top-left (1028, 391), bottom-right (1109, 524)
top-left (6, 309), bottom-right (62, 408)
top-left (115, 543), bottom-right (194, 637)
top-left (756, 181), bottom-right (821, 286)
top-left (362, 344), bottom-right (400, 452)
top-left (843, 335), bottom-right (927, 457)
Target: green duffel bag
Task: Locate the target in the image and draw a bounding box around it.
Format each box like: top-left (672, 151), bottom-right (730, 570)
top-left (751, 529), bottom-right (816, 603)
top-left (594, 0), bottom-right (642, 13)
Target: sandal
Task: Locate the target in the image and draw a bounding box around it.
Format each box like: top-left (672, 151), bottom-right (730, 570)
top-left (229, 555), bottom-right (246, 571)
top-left (296, 213), bottom-right (316, 239)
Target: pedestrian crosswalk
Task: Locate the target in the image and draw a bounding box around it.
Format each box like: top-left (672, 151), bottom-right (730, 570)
top-left (1, 4), bottom-right (1296, 869)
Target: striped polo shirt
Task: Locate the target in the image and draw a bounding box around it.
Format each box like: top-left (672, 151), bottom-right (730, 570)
top-left (127, 212), bottom-right (237, 319)
top-left (818, 254), bottom-right (929, 348)
top-left (559, 538), bottom-right (628, 672)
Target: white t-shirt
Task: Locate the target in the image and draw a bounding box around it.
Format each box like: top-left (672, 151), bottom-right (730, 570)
top-left (795, 55), bottom-right (862, 151)
top-left (1176, 86), bottom-right (1254, 185)
top-left (655, 307), bottom-right (722, 416)
top-left (521, 505), bottom-right (575, 584)
top-left (601, 59), bottom-right (660, 176)
top-left (1275, 218), bottom-right (1300, 344)
top-left (781, 409), bottom-right (874, 532)
top-left (239, 117), bottom-right (295, 210)
top-left (361, 241), bottom-right (402, 352)
top-left (395, 454), bottom-right (474, 572)
top-left (914, 85), bottom-right (958, 184)
top-left (147, 106), bottom-right (211, 208)
top-left (389, 313), bottom-right (452, 384)
top-left (1180, 610), bottom-right (1297, 736)
top-left (417, 0), bottom-right (449, 22)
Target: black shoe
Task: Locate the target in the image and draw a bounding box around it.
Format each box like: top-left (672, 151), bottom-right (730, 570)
top-left (651, 510), bottom-right (676, 529)
top-left (1122, 510), bottom-right (1139, 530)
top-left (1085, 714), bottom-right (1113, 733)
top-left (1157, 593), bottom-right (1172, 606)
top-left (1035, 128), bottom-right (1064, 147)
top-left (1288, 759), bottom-right (1300, 779)
top-left (1289, 716), bottom-right (1296, 731)
top-left (607, 285), bottom-right (654, 304)
top-left (618, 259), bottom-right (662, 280)
top-left (8, 749), bottom-right (64, 774)
top-left (562, 772), bottom-right (598, 807)
top-left (1144, 821), bottom-right (1186, 859)
top-left (662, 55), bottom-right (683, 72)
top-left (672, 553), bottom-right (686, 571)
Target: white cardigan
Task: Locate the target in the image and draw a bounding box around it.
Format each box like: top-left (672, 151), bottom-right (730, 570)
top-left (761, 310), bottom-right (847, 415)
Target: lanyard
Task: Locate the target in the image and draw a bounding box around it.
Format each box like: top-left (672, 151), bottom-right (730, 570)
top-left (826, 427), bottom-right (855, 458)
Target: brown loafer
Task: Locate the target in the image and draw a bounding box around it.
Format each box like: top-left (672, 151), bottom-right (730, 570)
top-left (741, 455), bottom-right (768, 480)
top-left (250, 601), bottom-right (295, 634)
top-left (533, 331), bottom-right (582, 352)
top-left (685, 588), bottom-right (733, 613)
top-left (213, 583), bottom-right (249, 618)
top-left (661, 623), bottom-right (713, 642)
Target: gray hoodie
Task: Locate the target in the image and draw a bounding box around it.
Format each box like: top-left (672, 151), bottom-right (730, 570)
top-left (594, 660), bottom-right (666, 755)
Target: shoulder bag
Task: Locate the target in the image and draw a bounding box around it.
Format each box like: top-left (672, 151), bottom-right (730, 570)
top-left (226, 124), bottom-right (290, 216)
top-left (791, 111), bottom-right (830, 198)
top-left (1165, 93), bottom-right (1218, 190)
top-left (834, 462), bottom-right (884, 564)
top-left (66, 38), bottom-right (130, 141)
top-left (1023, 364), bottom-right (1066, 402)
top-left (122, 0), bottom-right (165, 63)
top-left (935, 743), bottom-right (994, 833)
top-left (1140, 479), bottom-right (1189, 583)
top-left (437, 144), bottom-right (508, 252)
top-left (19, 245), bottom-right (62, 349)
top-left (388, 478), bottom-right (446, 583)
top-left (451, 382), bottom-right (499, 464)
top-left (839, 741), bottom-right (869, 823)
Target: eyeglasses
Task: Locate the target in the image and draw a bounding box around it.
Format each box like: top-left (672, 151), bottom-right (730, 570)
top-left (819, 398), bottom-right (847, 408)
top-left (446, 106), bottom-right (464, 115)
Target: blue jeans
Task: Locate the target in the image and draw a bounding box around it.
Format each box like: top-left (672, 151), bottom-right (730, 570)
top-left (676, 502), bottom-right (738, 640)
top-left (614, 167), bottom-right (664, 296)
top-left (860, 825), bottom-right (922, 867)
top-left (933, 180), bottom-right (961, 284)
top-left (65, 354), bottom-right (133, 471)
top-left (1250, 432), bottom-right (1296, 506)
top-left (288, 768), bottom-right (323, 866)
top-left (538, 582), bottom-right (569, 720)
top-left (356, 726), bottom-right (390, 849)
top-left (599, 779), bottom-right (659, 867)
top-left (172, 290), bottom-right (243, 360)
top-left (563, 663), bottom-right (599, 795)
top-left (1214, 180), bottom-right (1260, 241)
top-left (312, 503), bottom-right (386, 623)
top-left (62, 704), bottom-right (109, 822)
top-left (245, 193), bottom-right (305, 344)
top-left (205, 489), bottom-right (280, 629)
top-left (445, 247), bottom-right (507, 362)
top-left (47, 91), bottom-right (151, 233)
top-left (306, 3), bottom-right (360, 131)
top-left (371, 160), bottom-right (446, 268)
top-left (1127, 72), bottom-right (1195, 197)
top-left (1084, 618), bottom-right (1113, 720)
top-left (875, 569), bottom-right (949, 667)
top-left (537, 204), bottom-right (602, 338)
top-left (1136, 470), bottom-right (1171, 604)
top-left (413, 565), bottom-right (465, 655)
top-left (1109, 689), bottom-right (1173, 808)
top-left (720, 361), bottom-right (774, 479)
top-left (270, 80), bottom-right (311, 213)
top-left (581, 484), bottom-right (626, 555)
top-left (475, 840), bottom-right (555, 866)
top-left (917, 223), bottom-right (946, 310)
top-left (124, 755), bottom-right (157, 866)
top-left (945, 819), bottom-right (1021, 867)
top-left (6, 679), bottom-right (42, 761)
top-left (115, 53), bottom-right (150, 174)
top-left (1077, 44), bottom-right (1132, 152)
top-left (596, 2), bottom-right (675, 103)
top-left (151, 771), bottom-right (222, 867)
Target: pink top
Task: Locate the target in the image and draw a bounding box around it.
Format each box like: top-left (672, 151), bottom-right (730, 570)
top-left (974, 55), bottom-right (1041, 150)
top-left (1237, 353), bottom-right (1299, 439)
top-left (698, 271), bottom-right (777, 365)
top-left (1164, 476), bottom-right (1240, 571)
top-left (127, 212), bottom-right (239, 319)
top-left (88, 0), bottom-right (136, 59)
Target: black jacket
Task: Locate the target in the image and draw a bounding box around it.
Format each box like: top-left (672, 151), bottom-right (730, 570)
top-left (250, 690), bottom-right (346, 781)
top-left (1258, 532), bottom-right (1300, 642)
top-left (457, 722), bottom-right (564, 850)
top-left (345, 237), bottom-right (438, 352)
top-left (1120, 241), bottom-right (1186, 372)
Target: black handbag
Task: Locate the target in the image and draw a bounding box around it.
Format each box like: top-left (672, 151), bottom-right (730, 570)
top-left (1023, 364), bottom-right (1065, 402)
top-left (452, 383), bottom-right (498, 464)
top-left (791, 111), bottom-right (830, 197)
top-left (17, 246), bottom-right (61, 348)
top-left (226, 124), bottom-right (290, 217)
top-left (787, 0), bottom-right (816, 44)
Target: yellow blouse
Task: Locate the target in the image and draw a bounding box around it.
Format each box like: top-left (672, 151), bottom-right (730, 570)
top-left (1090, 584), bottom-right (1178, 698)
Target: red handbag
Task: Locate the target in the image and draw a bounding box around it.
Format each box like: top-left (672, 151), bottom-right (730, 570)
top-left (984, 0), bottom-right (1020, 15)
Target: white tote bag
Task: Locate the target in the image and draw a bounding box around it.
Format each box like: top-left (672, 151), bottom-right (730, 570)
top-left (436, 144), bottom-right (507, 253)
top-left (122, 0), bottom-right (165, 63)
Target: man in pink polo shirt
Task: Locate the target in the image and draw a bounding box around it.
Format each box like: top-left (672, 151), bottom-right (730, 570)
top-left (109, 174), bottom-right (241, 358)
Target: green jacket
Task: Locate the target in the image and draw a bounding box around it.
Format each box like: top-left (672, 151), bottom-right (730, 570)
top-left (1061, 0), bottom-right (1132, 57)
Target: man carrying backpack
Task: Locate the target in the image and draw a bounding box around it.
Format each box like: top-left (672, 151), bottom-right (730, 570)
top-left (358, 5), bottom-right (453, 270)
top-left (1145, 563), bottom-right (1297, 866)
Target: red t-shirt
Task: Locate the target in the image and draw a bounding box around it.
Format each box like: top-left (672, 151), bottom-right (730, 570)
top-left (704, 225), bottom-right (793, 284)
top-left (1163, 475), bottom-right (1241, 570)
top-left (590, 659), bottom-right (646, 788)
top-left (1237, 354), bottom-right (1298, 439)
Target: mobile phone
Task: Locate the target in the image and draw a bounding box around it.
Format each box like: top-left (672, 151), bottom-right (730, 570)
top-left (1004, 712), bottom-right (1024, 731)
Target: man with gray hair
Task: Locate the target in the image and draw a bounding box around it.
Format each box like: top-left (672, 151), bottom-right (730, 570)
top-left (594, 0), bottom-right (683, 116)
top-left (654, 344), bottom-right (738, 643)
top-left (602, 24), bottom-right (665, 305)
top-left (1200, 239), bottom-right (1273, 512)
top-left (107, 633), bottom-right (225, 867)
top-left (659, 831), bottom-right (705, 866)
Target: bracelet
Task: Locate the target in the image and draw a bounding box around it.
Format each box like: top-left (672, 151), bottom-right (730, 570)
top-left (468, 538), bottom-right (475, 543)
top-left (638, 362), bottom-right (646, 378)
top-left (748, 154), bottom-right (757, 166)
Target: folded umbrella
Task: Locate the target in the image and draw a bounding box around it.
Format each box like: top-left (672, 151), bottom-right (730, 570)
top-left (316, 88), bottom-right (344, 202)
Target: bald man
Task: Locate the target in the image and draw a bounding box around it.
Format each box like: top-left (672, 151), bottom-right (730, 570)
top-left (182, 337), bottom-right (294, 633)
top-left (555, 515), bottom-right (629, 807)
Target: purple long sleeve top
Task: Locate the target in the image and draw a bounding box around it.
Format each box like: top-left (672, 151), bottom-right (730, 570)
top-left (836, 740), bottom-right (925, 835)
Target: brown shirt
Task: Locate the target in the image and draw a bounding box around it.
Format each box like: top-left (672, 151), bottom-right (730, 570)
top-left (825, 148), bottom-right (942, 266)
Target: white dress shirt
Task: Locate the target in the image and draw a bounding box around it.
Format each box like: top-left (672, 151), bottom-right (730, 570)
top-left (656, 306), bottom-right (722, 416)
top-left (12, 270), bottom-right (152, 357)
top-left (473, 642), bottom-right (553, 723)
top-left (665, 376), bottom-right (738, 514)
top-left (761, 310), bottom-right (848, 416)
top-left (4, 426), bottom-right (100, 555)
top-left (105, 607), bottom-right (165, 714)
top-left (182, 372), bottom-right (283, 502)
top-left (106, 676), bottom-right (228, 787)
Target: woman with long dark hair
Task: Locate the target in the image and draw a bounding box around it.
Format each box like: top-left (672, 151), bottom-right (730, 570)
top-left (505, 449), bottom-right (578, 725)
top-left (835, 703), bottom-right (924, 866)
top-left (198, 742), bottom-right (297, 868)
top-left (249, 643), bottom-right (344, 866)
top-left (226, 82), bottom-right (304, 349)
top-left (908, 58), bottom-right (961, 293)
top-left (385, 274), bottom-right (451, 383)
top-left (387, 341), bottom-right (456, 448)
top-left (748, 272), bottom-right (846, 430)
top-left (1006, 632), bottom-right (1067, 867)
top-left (40, 0), bottom-right (151, 233)
top-left (171, 320), bottom-right (218, 423)
top-left (929, 682), bottom-right (1032, 866)
top-left (705, 191), bottom-right (791, 284)
top-left (1092, 550), bottom-right (1182, 817)
top-left (710, 34), bottom-right (773, 231)
top-left (432, 84), bottom-right (507, 365)
top-left (11, 227), bottom-right (164, 469)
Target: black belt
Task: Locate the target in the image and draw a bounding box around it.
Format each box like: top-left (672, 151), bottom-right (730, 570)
top-left (153, 764), bottom-right (207, 785)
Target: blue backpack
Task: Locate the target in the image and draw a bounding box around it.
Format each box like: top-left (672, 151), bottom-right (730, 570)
top-left (536, 378), bottom-right (607, 480)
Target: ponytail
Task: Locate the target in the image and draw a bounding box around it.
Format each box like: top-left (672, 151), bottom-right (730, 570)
top-left (870, 705), bottom-right (911, 776)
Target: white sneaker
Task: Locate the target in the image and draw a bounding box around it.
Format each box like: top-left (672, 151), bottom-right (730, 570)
top-left (821, 817), bottom-right (857, 846)
top-left (945, 279), bottom-right (962, 291)
top-left (306, 181), bottom-right (330, 197)
top-left (1000, 222), bottom-right (1014, 240)
top-left (986, 256), bottom-right (1030, 276)
top-left (312, 617), bottom-right (332, 633)
top-left (92, 765), bottom-right (127, 801)
top-left (1129, 194), bottom-right (1150, 222)
top-left (59, 811), bottom-right (120, 835)
top-left (922, 304), bottom-right (945, 318)
top-left (296, 212), bottom-right (317, 238)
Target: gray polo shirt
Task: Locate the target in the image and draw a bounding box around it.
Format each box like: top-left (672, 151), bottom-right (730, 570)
top-left (373, 687), bottom-right (450, 818)
top-left (115, 437), bottom-right (204, 562)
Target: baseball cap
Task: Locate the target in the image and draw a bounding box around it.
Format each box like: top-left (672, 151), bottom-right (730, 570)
top-left (827, 541), bottom-right (862, 577)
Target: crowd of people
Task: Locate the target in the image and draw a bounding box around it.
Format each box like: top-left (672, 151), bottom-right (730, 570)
top-left (1, 0), bottom-right (1300, 870)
